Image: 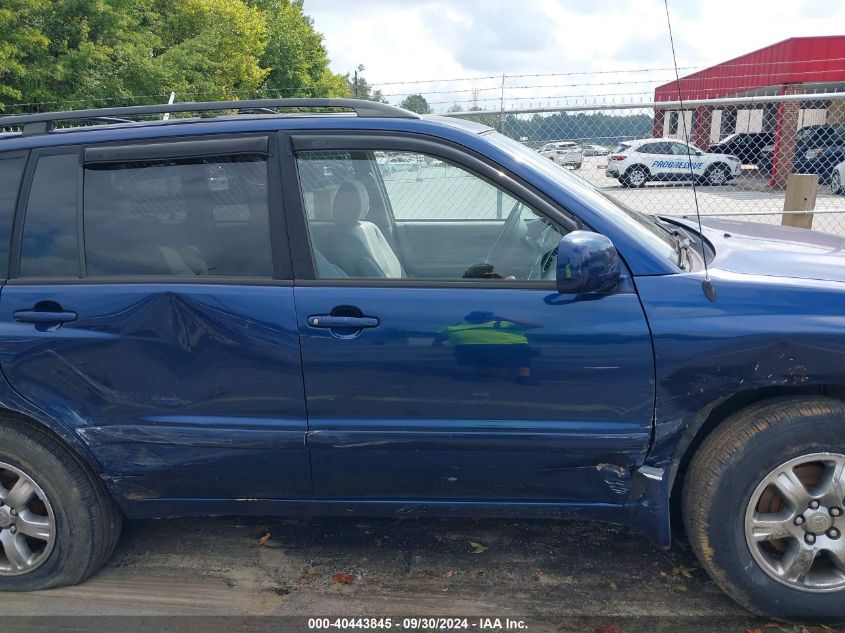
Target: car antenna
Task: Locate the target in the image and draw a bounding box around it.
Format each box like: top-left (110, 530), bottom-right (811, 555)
top-left (663, 0), bottom-right (716, 302)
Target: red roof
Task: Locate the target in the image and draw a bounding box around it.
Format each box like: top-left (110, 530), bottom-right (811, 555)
top-left (654, 36), bottom-right (845, 102)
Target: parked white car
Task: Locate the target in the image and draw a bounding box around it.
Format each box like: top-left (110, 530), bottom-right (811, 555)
top-left (582, 144), bottom-right (610, 156)
top-left (832, 158), bottom-right (845, 194)
top-left (539, 141), bottom-right (582, 169)
top-left (606, 138), bottom-right (742, 187)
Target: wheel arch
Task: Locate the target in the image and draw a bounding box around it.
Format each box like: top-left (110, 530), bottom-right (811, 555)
top-left (625, 163), bottom-right (650, 176)
top-left (668, 383), bottom-right (845, 530)
top-left (0, 406), bottom-right (105, 477)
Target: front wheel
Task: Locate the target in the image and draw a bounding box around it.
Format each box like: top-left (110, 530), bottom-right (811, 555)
top-left (684, 397), bottom-right (845, 620)
top-left (704, 164), bottom-right (730, 186)
top-left (0, 418), bottom-right (122, 591)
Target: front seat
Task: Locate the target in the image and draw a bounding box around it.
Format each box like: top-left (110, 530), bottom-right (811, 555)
top-left (326, 180), bottom-right (405, 278)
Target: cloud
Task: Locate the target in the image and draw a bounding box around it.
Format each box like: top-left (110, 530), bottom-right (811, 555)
top-left (423, 3), bottom-right (557, 73)
top-left (304, 0), bottom-right (845, 111)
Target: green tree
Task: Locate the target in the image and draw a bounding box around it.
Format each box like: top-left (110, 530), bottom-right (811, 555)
top-left (0, 0), bottom-right (50, 107)
top-left (399, 94), bottom-right (430, 114)
top-left (155, 0), bottom-right (269, 101)
top-left (0, 0), bottom-right (351, 112)
top-left (248, 0), bottom-right (347, 98)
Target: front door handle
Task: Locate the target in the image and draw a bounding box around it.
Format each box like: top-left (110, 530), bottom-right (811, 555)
top-left (307, 315), bottom-right (379, 329)
top-left (13, 310), bottom-right (78, 324)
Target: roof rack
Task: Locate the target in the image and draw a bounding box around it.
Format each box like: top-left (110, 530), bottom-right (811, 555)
top-left (0, 98), bottom-right (417, 136)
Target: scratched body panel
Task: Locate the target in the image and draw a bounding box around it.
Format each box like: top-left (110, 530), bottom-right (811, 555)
top-left (295, 286), bottom-right (654, 503)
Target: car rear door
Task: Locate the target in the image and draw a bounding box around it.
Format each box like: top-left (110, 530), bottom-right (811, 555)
top-left (0, 137), bottom-right (310, 503)
top-left (284, 132), bottom-right (655, 507)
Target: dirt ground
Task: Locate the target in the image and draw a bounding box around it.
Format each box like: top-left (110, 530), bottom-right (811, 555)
top-left (4, 515), bottom-right (837, 633)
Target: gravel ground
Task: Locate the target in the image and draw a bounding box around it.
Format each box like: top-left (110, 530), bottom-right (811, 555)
top-left (3, 515), bottom-right (840, 633)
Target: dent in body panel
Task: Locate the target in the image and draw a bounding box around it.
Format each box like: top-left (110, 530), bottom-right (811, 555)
top-left (637, 270), bottom-right (845, 470)
top-left (0, 284), bottom-right (310, 501)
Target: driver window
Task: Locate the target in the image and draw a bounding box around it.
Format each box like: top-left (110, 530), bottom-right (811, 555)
top-left (295, 149), bottom-right (566, 282)
top-left (670, 143), bottom-right (694, 156)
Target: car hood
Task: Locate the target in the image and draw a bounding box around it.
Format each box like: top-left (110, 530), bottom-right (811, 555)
top-left (673, 216), bottom-right (845, 282)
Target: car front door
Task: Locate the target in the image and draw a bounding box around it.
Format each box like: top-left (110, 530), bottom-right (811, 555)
top-left (0, 138), bottom-right (309, 503)
top-left (285, 133), bottom-right (655, 508)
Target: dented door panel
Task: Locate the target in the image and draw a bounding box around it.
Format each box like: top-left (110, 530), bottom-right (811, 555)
top-left (0, 283), bottom-right (309, 501)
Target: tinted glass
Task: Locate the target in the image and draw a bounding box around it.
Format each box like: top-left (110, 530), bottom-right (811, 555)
top-left (20, 153), bottom-right (79, 277)
top-left (0, 155), bottom-right (26, 278)
top-left (83, 154), bottom-right (272, 277)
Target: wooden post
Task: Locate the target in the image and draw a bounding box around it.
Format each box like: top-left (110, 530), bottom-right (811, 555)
top-left (781, 173), bottom-right (818, 229)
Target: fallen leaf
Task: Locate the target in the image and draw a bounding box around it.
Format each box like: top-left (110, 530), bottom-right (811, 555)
top-left (469, 541), bottom-right (488, 554)
top-left (445, 570), bottom-right (455, 578)
top-left (746, 628), bottom-right (762, 633)
top-left (332, 573), bottom-right (354, 585)
top-left (672, 565), bottom-right (694, 579)
top-left (258, 532), bottom-right (272, 546)
top-left (673, 584), bottom-right (688, 592)
top-left (608, 581), bottom-right (618, 591)
top-left (594, 624), bottom-right (622, 633)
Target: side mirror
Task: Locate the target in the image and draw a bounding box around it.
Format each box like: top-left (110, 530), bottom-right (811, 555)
top-left (556, 231), bottom-right (621, 294)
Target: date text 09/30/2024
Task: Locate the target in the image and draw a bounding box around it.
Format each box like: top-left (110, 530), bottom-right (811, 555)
top-left (308, 618), bottom-right (528, 630)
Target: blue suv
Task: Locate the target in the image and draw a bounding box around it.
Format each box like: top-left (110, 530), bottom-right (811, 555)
top-left (0, 99), bottom-right (843, 619)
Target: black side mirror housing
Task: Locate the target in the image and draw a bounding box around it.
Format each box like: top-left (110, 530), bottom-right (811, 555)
top-left (556, 231), bottom-right (621, 294)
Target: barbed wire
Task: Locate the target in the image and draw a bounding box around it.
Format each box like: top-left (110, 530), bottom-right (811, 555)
top-left (369, 56), bottom-right (845, 86)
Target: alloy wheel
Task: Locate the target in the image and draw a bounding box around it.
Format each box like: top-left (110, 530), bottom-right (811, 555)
top-left (628, 169), bottom-right (647, 187)
top-left (0, 462), bottom-right (56, 576)
top-left (708, 166), bottom-right (728, 186)
top-left (745, 453), bottom-right (845, 592)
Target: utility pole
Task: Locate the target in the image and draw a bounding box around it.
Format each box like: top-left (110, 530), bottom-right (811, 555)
top-left (354, 64), bottom-right (365, 99)
top-left (498, 73), bottom-right (506, 132)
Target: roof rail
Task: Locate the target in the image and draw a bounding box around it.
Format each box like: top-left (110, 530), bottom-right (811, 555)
top-left (0, 98), bottom-right (417, 136)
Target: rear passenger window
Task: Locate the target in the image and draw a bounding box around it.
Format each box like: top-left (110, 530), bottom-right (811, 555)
top-left (20, 153), bottom-right (80, 278)
top-left (0, 155), bottom-right (27, 278)
top-left (83, 154), bottom-right (272, 277)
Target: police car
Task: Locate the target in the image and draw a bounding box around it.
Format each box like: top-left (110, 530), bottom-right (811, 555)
top-left (605, 138), bottom-right (741, 187)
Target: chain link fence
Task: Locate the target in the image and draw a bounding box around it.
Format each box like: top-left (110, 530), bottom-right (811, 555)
top-left (434, 93), bottom-right (845, 235)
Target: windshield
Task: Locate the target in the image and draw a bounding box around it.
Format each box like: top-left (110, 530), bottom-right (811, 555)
top-left (485, 132), bottom-right (678, 266)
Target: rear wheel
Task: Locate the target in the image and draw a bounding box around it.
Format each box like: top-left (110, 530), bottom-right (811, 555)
top-left (623, 166), bottom-right (648, 188)
top-left (684, 397), bottom-right (845, 620)
top-left (0, 418), bottom-right (122, 591)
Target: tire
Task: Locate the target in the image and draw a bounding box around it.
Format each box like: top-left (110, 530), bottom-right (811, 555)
top-left (623, 166), bottom-right (648, 188)
top-left (684, 396), bottom-right (845, 621)
top-left (832, 170), bottom-right (843, 195)
top-left (705, 163), bottom-right (730, 186)
top-left (0, 417), bottom-right (122, 591)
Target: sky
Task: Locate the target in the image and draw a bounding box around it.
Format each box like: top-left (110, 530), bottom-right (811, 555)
top-left (304, 0), bottom-right (845, 112)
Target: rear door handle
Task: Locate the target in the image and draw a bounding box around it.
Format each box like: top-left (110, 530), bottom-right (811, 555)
top-left (307, 315), bottom-right (379, 329)
top-left (13, 310), bottom-right (78, 324)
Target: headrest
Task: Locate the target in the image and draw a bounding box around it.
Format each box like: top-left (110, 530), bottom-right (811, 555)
top-left (332, 180), bottom-right (369, 225)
